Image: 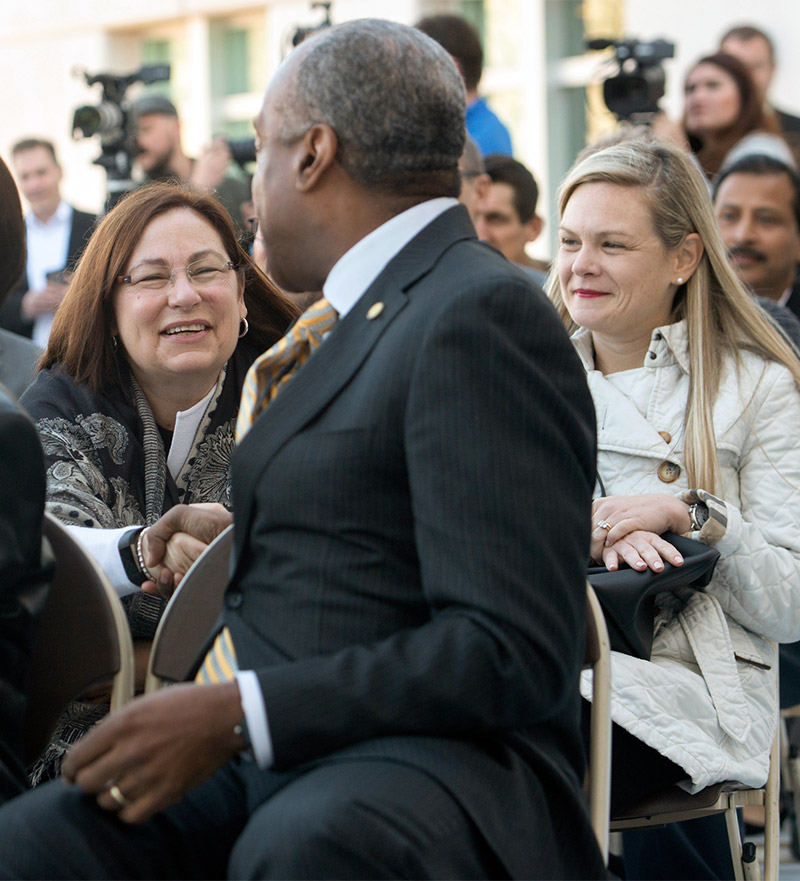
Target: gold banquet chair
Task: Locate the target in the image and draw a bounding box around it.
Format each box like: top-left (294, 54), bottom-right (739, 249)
top-left (24, 513), bottom-right (135, 766)
top-left (144, 524), bottom-right (234, 693)
top-left (607, 673), bottom-right (779, 879)
top-left (584, 583), bottom-right (612, 864)
top-left (608, 742), bottom-right (780, 881)
top-left (584, 584), bottom-right (780, 879)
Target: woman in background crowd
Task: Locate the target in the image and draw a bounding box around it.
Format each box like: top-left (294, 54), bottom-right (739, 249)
top-left (655, 52), bottom-right (794, 181)
top-left (21, 182), bottom-right (297, 782)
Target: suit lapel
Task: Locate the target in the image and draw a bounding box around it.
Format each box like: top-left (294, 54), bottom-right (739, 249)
top-left (230, 205), bottom-right (475, 565)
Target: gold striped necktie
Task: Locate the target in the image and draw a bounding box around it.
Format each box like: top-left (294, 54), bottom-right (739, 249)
top-left (235, 297), bottom-right (339, 443)
top-left (196, 297), bottom-right (338, 685)
top-left (196, 626), bottom-right (238, 684)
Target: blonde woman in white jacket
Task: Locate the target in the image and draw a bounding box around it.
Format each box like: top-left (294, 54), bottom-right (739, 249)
top-left (549, 138), bottom-right (800, 879)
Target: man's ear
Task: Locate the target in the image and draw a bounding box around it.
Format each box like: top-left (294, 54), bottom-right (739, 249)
top-left (473, 173), bottom-right (491, 205)
top-left (524, 214), bottom-right (544, 244)
top-left (295, 124), bottom-right (338, 191)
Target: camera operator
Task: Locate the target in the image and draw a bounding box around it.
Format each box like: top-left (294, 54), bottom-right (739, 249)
top-left (0, 138), bottom-right (96, 348)
top-left (133, 95), bottom-right (252, 229)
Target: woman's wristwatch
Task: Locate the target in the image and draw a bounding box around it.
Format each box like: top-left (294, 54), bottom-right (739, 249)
top-left (688, 501), bottom-right (709, 532)
top-left (118, 526), bottom-right (149, 585)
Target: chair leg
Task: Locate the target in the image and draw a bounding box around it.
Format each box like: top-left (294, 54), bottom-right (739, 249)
top-left (764, 730), bottom-right (781, 881)
top-left (725, 807), bottom-right (750, 881)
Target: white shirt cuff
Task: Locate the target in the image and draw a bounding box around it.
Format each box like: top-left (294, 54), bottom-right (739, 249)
top-left (235, 670), bottom-right (274, 768)
top-left (66, 524), bottom-right (142, 597)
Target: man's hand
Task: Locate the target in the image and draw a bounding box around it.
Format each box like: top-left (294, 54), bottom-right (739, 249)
top-left (21, 280), bottom-right (68, 318)
top-left (190, 139), bottom-right (233, 191)
top-left (139, 503), bottom-right (232, 597)
top-left (62, 682), bottom-right (246, 823)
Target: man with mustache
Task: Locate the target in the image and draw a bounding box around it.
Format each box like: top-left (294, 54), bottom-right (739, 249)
top-left (714, 153), bottom-right (800, 319)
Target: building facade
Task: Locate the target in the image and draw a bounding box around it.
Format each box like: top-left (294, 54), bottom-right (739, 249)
top-left (3, 0), bottom-right (800, 256)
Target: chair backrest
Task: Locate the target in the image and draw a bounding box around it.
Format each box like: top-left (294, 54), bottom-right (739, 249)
top-left (23, 513), bottom-right (134, 766)
top-left (584, 583), bottom-right (612, 864)
top-left (144, 524), bottom-right (234, 693)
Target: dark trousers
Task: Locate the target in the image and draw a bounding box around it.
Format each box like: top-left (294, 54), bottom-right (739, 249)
top-left (583, 705), bottom-right (735, 880)
top-left (621, 816), bottom-right (734, 881)
top-left (0, 756), bottom-right (503, 880)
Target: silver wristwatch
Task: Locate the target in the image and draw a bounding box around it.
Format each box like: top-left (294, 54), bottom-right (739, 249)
top-left (688, 502), bottom-right (709, 531)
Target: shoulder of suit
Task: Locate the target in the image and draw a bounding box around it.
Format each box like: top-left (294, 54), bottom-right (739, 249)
top-left (776, 107), bottom-right (800, 133)
top-left (0, 327), bottom-right (41, 356)
top-left (71, 208), bottom-right (98, 225)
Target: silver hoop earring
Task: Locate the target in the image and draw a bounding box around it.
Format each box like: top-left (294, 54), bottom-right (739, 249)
top-left (112, 336), bottom-right (118, 351)
top-left (238, 318), bottom-right (249, 339)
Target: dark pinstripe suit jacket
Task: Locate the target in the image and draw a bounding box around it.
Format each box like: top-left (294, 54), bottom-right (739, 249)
top-left (225, 205), bottom-right (603, 878)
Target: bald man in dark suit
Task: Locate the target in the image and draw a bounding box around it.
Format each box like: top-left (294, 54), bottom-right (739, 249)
top-left (0, 21), bottom-right (603, 880)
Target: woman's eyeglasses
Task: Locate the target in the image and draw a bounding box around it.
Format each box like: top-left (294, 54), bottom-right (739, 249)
top-left (117, 260), bottom-right (236, 292)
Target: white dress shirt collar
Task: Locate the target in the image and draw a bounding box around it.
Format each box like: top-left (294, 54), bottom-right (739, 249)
top-left (323, 198), bottom-right (458, 319)
top-left (26, 199), bottom-right (72, 231)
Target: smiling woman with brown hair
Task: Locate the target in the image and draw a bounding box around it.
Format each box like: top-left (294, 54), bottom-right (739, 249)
top-left (20, 182), bottom-right (297, 783)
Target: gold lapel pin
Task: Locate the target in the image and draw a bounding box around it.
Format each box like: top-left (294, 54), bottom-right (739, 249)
top-left (366, 302), bottom-right (384, 320)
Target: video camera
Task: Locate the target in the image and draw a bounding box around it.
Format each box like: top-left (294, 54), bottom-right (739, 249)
top-left (588, 37), bottom-right (675, 123)
top-left (226, 138), bottom-right (257, 169)
top-left (289, 1), bottom-right (333, 48)
top-left (72, 64), bottom-right (171, 210)
top-left (226, 2), bottom-right (335, 172)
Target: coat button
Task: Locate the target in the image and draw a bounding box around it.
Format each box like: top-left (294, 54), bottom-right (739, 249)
top-left (658, 461), bottom-right (681, 483)
top-left (658, 431), bottom-right (672, 444)
top-left (225, 590), bottom-right (243, 610)
top-left (648, 351), bottom-right (657, 360)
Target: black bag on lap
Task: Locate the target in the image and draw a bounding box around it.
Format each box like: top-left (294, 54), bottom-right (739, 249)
top-left (587, 532), bottom-right (720, 659)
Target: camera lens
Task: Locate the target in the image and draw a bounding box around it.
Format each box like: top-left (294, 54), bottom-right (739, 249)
top-left (228, 138), bottom-right (257, 167)
top-left (72, 105), bottom-right (102, 137)
top-left (72, 102), bottom-right (124, 139)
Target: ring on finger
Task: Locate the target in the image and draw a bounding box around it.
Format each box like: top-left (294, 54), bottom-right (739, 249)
top-left (108, 784), bottom-right (132, 809)
top-left (596, 519), bottom-right (612, 532)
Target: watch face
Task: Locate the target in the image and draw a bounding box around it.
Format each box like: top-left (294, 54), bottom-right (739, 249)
top-left (691, 503), bottom-right (709, 530)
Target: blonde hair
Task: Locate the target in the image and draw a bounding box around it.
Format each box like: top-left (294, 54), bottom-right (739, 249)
top-left (548, 138), bottom-right (800, 493)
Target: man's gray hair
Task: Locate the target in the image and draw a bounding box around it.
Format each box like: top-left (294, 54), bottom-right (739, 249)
top-left (276, 19), bottom-right (466, 194)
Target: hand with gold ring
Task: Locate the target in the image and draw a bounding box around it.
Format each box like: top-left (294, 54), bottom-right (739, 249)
top-left (107, 784), bottom-right (132, 810)
top-left (591, 493), bottom-right (693, 570)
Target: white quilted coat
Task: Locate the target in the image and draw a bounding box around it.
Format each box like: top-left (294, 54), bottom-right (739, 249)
top-left (576, 320), bottom-right (800, 791)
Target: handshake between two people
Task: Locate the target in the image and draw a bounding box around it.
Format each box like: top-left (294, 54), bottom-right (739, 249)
top-left (138, 502), bottom-right (233, 598)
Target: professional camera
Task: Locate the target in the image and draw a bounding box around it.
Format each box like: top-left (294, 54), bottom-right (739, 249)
top-left (589, 37), bottom-right (675, 122)
top-left (288, 1), bottom-right (332, 50)
top-left (72, 64), bottom-right (170, 210)
top-left (227, 138), bottom-right (257, 168)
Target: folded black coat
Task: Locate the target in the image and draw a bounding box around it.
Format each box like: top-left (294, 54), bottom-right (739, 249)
top-left (588, 532), bottom-right (720, 659)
